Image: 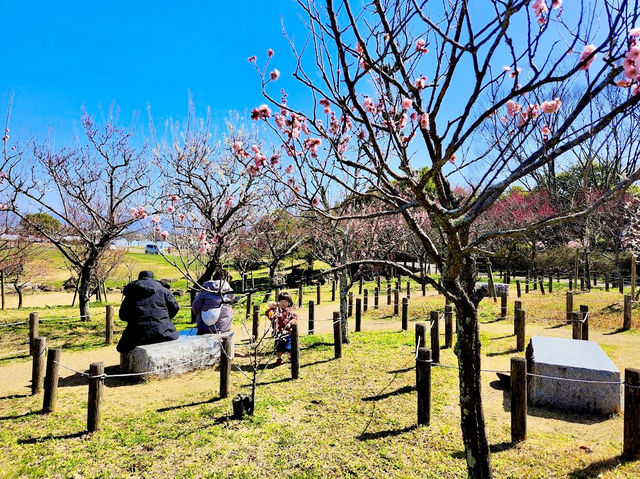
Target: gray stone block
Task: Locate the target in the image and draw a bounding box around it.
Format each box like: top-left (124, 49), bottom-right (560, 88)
top-left (120, 332), bottom-right (234, 378)
top-left (476, 282), bottom-right (509, 298)
top-left (526, 336), bottom-right (621, 415)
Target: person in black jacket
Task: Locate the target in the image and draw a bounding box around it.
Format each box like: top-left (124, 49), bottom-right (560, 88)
top-left (116, 271), bottom-right (180, 353)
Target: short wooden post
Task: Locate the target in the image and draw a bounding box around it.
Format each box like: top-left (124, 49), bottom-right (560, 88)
top-left (445, 304), bottom-right (453, 348)
top-left (363, 289), bottom-right (369, 312)
top-left (393, 289), bottom-right (399, 316)
top-left (374, 287), bottom-right (379, 309)
top-left (252, 304), bottom-right (260, 341)
top-left (500, 292), bottom-right (507, 320)
top-left (355, 298), bottom-right (362, 332)
top-left (549, 275), bottom-right (553, 293)
top-left (416, 347), bottom-right (431, 426)
top-left (246, 292), bottom-right (252, 319)
top-left (29, 312), bottom-right (39, 356)
top-left (620, 277), bottom-right (625, 294)
top-left (333, 312), bottom-right (342, 359)
top-left (290, 323), bottom-right (300, 379)
top-left (516, 280), bottom-right (521, 298)
top-left (331, 280), bottom-right (336, 302)
top-left (580, 305), bottom-right (589, 341)
top-left (572, 312), bottom-right (583, 340)
top-left (624, 368), bottom-right (640, 458)
top-left (42, 348), bottom-right (61, 413)
top-left (87, 362), bottom-right (105, 432)
top-left (422, 282), bottom-right (426, 296)
top-left (580, 276), bottom-right (585, 290)
top-left (105, 305), bottom-right (114, 345)
top-left (359, 277), bottom-right (363, 295)
top-left (219, 336), bottom-right (232, 398)
top-left (525, 281), bottom-right (529, 294)
top-left (511, 357), bottom-right (527, 443)
top-left (632, 255), bottom-right (637, 300)
top-left (316, 284), bottom-right (321, 305)
top-left (415, 322), bottom-right (426, 349)
top-left (406, 281), bottom-right (411, 299)
top-left (566, 291), bottom-right (574, 323)
top-left (539, 279), bottom-right (545, 295)
top-left (31, 337), bottom-right (46, 395)
top-left (569, 277), bottom-right (573, 291)
top-left (348, 291), bottom-right (353, 317)
top-left (430, 311), bottom-right (440, 363)
top-left (0, 270), bottom-right (4, 310)
top-left (298, 284), bottom-right (303, 308)
top-left (516, 310), bottom-right (526, 352)
top-left (624, 295), bottom-right (632, 330)
top-left (533, 277), bottom-right (537, 290)
top-left (386, 282), bottom-right (392, 305)
top-left (605, 274), bottom-right (610, 292)
top-left (401, 298), bottom-right (408, 330)
top-left (593, 271), bottom-right (598, 286)
top-left (514, 300), bottom-right (522, 335)
top-left (308, 300), bottom-right (315, 335)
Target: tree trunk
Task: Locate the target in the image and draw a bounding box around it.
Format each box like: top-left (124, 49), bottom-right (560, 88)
top-left (14, 284), bottom-right (23, 309)
top-left (454, 298), bottom-right (492, 478)
top-left (77, 265), bottom-right (94, 321)
top-left (584, 248), bottom-right (591, 290)
top-left (339, 272), bottom-right (349, 344)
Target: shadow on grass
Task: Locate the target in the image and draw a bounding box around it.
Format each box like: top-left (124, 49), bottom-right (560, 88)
top-left (58, 365), bottom-right (145, 388)
top-left (488, 334), bottom-right (515, 341)
top-left (301, 341), bottom-right (334, 350)
top-left (301, 357), bottom-right (336, 369)
top-left (362, 385), bottom-right (414, 402)
top-left (18, 431), bottom-right (87, 444)
top-left (603, 328), bottom-right (629, 335)
top-left (528, 405), bottom-right (612, 425)
top-left (0, 410), bottom-right (40, 421)
top-left (450, 441), bottom-right (516, 459)
top-left (486, 348), bottom-right (518, 357)
top-left (0, 393), bottom-right (30, 400)
top-left (387, 365), bottom-right (415, 374)
top-left (567, 456), bottom-right (632, 478)
top-left (544, 323), bottom-right (568, 330)
top-left (157, 397), bottom-right (222, 413)
top-left (357, 424), bottom-right (416, 441)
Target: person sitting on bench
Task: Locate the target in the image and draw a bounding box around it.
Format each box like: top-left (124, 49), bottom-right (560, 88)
top-left (117, 271), bottom-right (180, 353)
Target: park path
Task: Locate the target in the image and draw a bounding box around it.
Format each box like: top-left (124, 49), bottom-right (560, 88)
top-left (2, 290), bottom-right (640, 399)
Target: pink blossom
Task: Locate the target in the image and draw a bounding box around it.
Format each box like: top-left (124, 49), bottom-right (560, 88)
top-left (363, 96), bottom-right (376, 114)
top-left (270, 154), bottom-right (280, 166)
top-left (535, 241), bottom-right (546, 249)
top-left (401, 98), bottom-right (412, 110)
top-left (527, 104), bottom-right (539, 120)
top-left (414, 75), bottom-right (427, 90)
top-left (167, 205), bottom-right (175, 214)
top-left (267, 48), bottom-right (274, 58)
top-left (225, 196), bottom-right (234, 207)
top-left (312, 197), bottom-right (320, 206)
top-left (198, 231), bottom-right (207, 241)
top-left (503, 66), bottom-right (512, 72)
top-left (415, 38), bottom-right (428, 54)
top-left (251, 104), bottom-right (272, 120)
top-left (506, 100), bottom-right (520, 117)
top-left (270, 69), bottom-right (280, 81)
top-left (170, 195), bottom-right (179, 204)
top-left (251, 144), bottom-right (260, 154)
top-left (552, 0), bottom-right (562, 8)
top-left (247, 56), bottom-right (257, 63)
top-left (129, 207), bottom-right (137, 216)
top-left (630, 27), bottom-right (640, 37)
top-left (578, 44), bottom-right (597, 70)
top-left (160, 231), bottom-right (168, 241)
top-left (540, 98), bottom-right (562, 114)
top-left (154, 225), bottom-right (162, 233)
top-left (212, 233), bottom-right (221, 244)
top-left (541, 125), bottom-right (551, 136)
top-left (178, 213), bottom-right (186, 223)
top-left (303, 138), bottom-right (322, 157)
top-left (532, 0), bottom-right (548, 19)
top-left (356, 42), bottom-right (364, 53)
top-left (517, 111), bottom-right (529, 127)
top-left (616, 79), bottom-right (632, 87)
top-left (150, 215), bottom-right (161, 224)
top-left (449, 154), bottom-right (456, 164)
top-left (419, 112), bottom-right (430, 129)
top-left (232, 141), bottom-right (243, 153)
top-left (285, 165), bottom-right (293, 174)
top-left (566, 240), bottom-right (581, 248)
top-left (398, 113), bottom-right (408, 129)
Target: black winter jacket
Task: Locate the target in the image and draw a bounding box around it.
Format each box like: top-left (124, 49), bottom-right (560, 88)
top-left (116, 278), bottom-right (180, 353)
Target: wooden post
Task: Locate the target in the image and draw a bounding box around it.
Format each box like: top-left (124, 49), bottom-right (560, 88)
top-left (190, 288), bottom-right (197, 323)
top-left (593, 271), bottom-right (597, 287)
top-left (566, 291), bottom-right (574, 323)
top-left (252, 304), bottom-right (260, 341)
top-left (500, 292), bottom-right (507, 320)
top-left (316, 284), bottom-right (321, 305)
top-left (580, 305), bottom-right (589, 341)
top-left (572, 312), bottom-right (583, 340)
top-left (516, 280), bottom-right (521, 298)
top-left (0, 270), bottom-right (4, 310)
top-left (511, 357), bottom-right (527, 443)
top-left (31, 337), bottom-right (46, 395)
top-left (533, 276), bottom-right (537, 290)
top-left (359, 277), bottom-right (363, 295)
top-left (363, 289), bottom-right (369, 312)
top-left (333, 312), bottom-right (342, 359)
top-left (516, 309), bottom-right (526, 352)
top-left (486, 259), bottom-right (497, 302)
top-left (415, 322), bottom-right (427, 349)
top-left (290, 323), bottom-right (299, 379)
top-left (348, 292), bottom-right (353, 317)
top-left (298, 284), bottom-right (303, 308)
top-left (620, 277), bottom-right (625, 294)
top-left (29, 312), bottom-right (39, 356)
top-left (331, 279), bottom-right (336, 302)
top-left (377, 275), bottom-right (381, 291)
top-left (549, 275), bottom-right (553, 293)
top-left (245, 292), bottom-right (252, 320)
top-left (525, 281), bottom-right (529, 294)
top-left (606, 274), bottom-right (610, 292)
top-left (406, 281), bottom-right (411, 299)
top-left (401, 298), bottom-right (408, 330)
top-left (539, 279), bottom-right (545, 295)
top-left (219, 336), bottom-right (232, 398)
top-left (632, 255), bottom-right (637, 299)
top-left (422, 282), bottom-right (426, 296)
top-left (430, 311), bottom-right (440, 363)
top-left (374, 287), bottom-right (379, 309)
top-left (624, 295), bottom-right (632, 330)
top-left (445, 304), bottom-right (453, 348)
top-left (569, 277), bottom-right (573, 291)
top-left (308, 300), bottom-right (315, 335)
top-left (416, 347), bottom-right (431, 426)
top-left (105, 305), bottom-right (114, 345)
top-left (624, 368), bottom-right (640, 458)
top-left (387, 282), bottom-right (392, 305)
top-left (355, 298), bottom-right (362, 332)
top-left (514, 300), bottom-right (522, 335)
top-left (580, 276), bottom-right (585, 291)
top-left (87, 362), bottom-right (105, 432)
top-left (43, 348), bottom-right (61, 413)
top-left (393, 289), bottom-right (399, 316)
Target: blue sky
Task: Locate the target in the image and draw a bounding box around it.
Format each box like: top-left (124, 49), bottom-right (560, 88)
top-left (1, 0), bottom-right (307, 145)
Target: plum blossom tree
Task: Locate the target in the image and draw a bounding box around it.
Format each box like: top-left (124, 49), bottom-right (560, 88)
top-left (4, 108), bottom-right (151, 320)
top-left (250, 1), bottom-right (640, 476)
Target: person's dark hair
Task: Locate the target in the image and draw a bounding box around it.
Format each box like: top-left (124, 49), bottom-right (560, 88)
top-left (138, 271), bottom-right (154, 280)
top-left (277, 291), bottom-right (293, 306)
top-left (212, 270), bottom-right (229, 282)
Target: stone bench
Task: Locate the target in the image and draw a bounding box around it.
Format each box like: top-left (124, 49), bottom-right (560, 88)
top-left (475, 282), bottom-right (509, 298)
top-left (120, 331), bottom-right (234, 379)
top-left (526, 336), bottom-right (621, 415)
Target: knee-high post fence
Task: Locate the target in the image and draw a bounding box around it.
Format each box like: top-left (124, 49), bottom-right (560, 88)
top-left (566, 291), bottom-right (574, 324)
top-left (105, 305), bottom-right (114, 345)
top-left (374, 287), bottom-right (379, 309)
top-left (624, 295), bottom-right (633, 330)
top-left (333, 312), bottom-right (342, 359)
top-left (316, 284), bottom-right (321, 305)
top-left (348, 292), bottom-right (353, 318)
top-left (363, 289), bottom-right (368, 312)
top-left (252, 304), bottom-right (260, 341)
top-left (580, 305), bottom-right (589, 340)
top-left (511, 357), bottom-right (527, 443)
top-left (355, 298), bottom-right (362, 332)
top-left (43, 348), bottom-right (61, 413)
top-left (515, 309), bottom-right (526, 352)
top-left (444, 305), bottom-right (453, 348)
top-left (31, 337), bottom-right (46, 395)
top-left (415, 322), bottom-right (426, 349)
top-left (219, 336), bottom-right (232, 398)
top-left (429, 311), bottom-right (440, 364)
top-left (401, 298), bottom-right (408, 331)
top-left (516, 280), bottom-right (521, 298)
top-left (416, 347), bottom-right (431, 426)
top-left (500, 292), bottom-right (507, 320)
top-left (290, 323), bottom-right (300, 380)
top-left (513, 300), bottom-right (522, 335)
top-left (87, 362), bottom-right (104, 432)
top-left (386, 282), bottom-right (391, 306)
top-left (393, 289), bottom-right (400, 316)
top-left (308, 300), bottom-right (315, 335)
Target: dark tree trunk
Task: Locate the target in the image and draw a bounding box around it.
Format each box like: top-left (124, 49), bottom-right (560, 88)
top-left (77, 271), bottom-right (92, 321)
top-left (339, 272), bottom-right (349, 344)
top-left (14, 283), bottom-right (23, 309)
